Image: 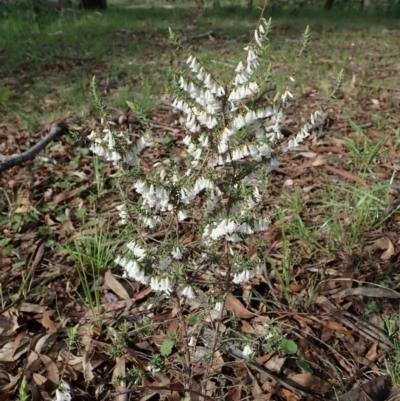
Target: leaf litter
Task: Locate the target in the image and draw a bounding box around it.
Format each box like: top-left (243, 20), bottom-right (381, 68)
top-left (1, 6), bottom-right (400, 401)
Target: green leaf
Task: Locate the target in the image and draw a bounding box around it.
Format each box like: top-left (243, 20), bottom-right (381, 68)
top-left (281, 339), bottom-right (298, 355)
top-left (38, 227), bottom-right (53, 236)
top-left (296, 359), bottom-right (313, 374)
top-left (12, 261), bottom-right (26, 270)
top-left (75, 208), bottom-right (87, 218)
top-left (0, 238), bottom-right (11, 247)
top-left (160, 340), bottom-right (174, 356)
top-left (1, 245), bottom-right (13, 258)
top-left (126, 100), bottom-right (136, 111)
top-left (69, 160), bottom-right (79, 169)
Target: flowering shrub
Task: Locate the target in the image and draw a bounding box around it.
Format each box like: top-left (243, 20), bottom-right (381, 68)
top-left (87, 2), bottom-right (325, 366)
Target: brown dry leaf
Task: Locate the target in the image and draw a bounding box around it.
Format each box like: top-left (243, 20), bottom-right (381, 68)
top-left (152, 372), bottom-right (172, 399)
top-left (243, 284), bottom-right (252, 306)
top-left (211, 350), bottom-right (225, 373)
top-left (34, 333), bottom-right (57, 354)
top-left (331, 287), bottom-right (400, 299)
top-left (38, 354), bottom-right (59, 383)
top-left (289, 374), bottom-right (331, 394)
top-left (255, 352), bottom-right (273, 365)
top-left (324, 165), bottom-right (367, 185)
top-left (81, 349), bottom-right (95, 382)
top-left (264, 355), bottom-right (286, 372)
top-left (112, 357), bottom-right (127, 401)
top-left (105, 270), bottom-right (130, 300)
top-left (335, 375), bottom-right (390, 401)
top-left (370, 237), bottom-right (395, 260)
top-left (299, 151), bottom-right (317, 158)
top-left (32, 373), bottom-right (48, 386)
top-left (17, 303), bottom-right (44, 313)
top-left (350, 73), bottom-right (357, 89)
top-left (274, 283), bottom-right (305, 293)
top-left (312, 155), bottom-right (328, 166)
top-left (41, 310), bottom-right (57, 333)
top-left (44, 214), bottom-right (57, 227)
top-left (13, 332), bottom-right (29, 352)
top-left (252, 377), bottom-right (263, 398)
top-left (50, 188), bottom-right (79, 206)
top-left (0, 340), bottom-right (29, 362)
top-left (26, 351), bottom-right (40, 372)
top-left (0, 311), bottom-right (19, 336)
top-left (0, 368), bottom-right (20, 394)
top-left (365, 341), bottom-right (379, 361)
top-left (225, 293), bottom-right (254, 319)
top-left (241, 320), bottom-right (255, 334)
top-left (226, 385), bottom-right (242, 401)
top-left (57, 219), bottom-right (75, 238)
top-left (277, 388), bottom-right (299, 401)
top-left (167, 392), bottom-right (182, 401)
top-left (167, 319), bottom-right (179, 336)
top-left (15, 196), bottom-right (34, 213)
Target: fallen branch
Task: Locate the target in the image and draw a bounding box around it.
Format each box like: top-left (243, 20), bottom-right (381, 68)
top-left (182, 30), bottom-right (215, 42)
top-left (0, 122), bottom-right (67, 172)
top-left (367, 52), bottom-right (400, 59)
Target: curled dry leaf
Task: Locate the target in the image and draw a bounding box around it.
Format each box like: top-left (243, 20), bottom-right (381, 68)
top-left (370, 237), bottom-right (395, 260)
top-left (0, 368), bottom-right (20, 394)
top-left (225, 294), bottom-right (254, 319)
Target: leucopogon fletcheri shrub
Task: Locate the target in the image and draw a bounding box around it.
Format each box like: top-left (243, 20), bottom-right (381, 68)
top-left (87, 2), bottom-right (325, 364)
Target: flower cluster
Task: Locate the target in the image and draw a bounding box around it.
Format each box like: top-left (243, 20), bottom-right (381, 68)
top-left (88, 125), bottom-right (151, 168)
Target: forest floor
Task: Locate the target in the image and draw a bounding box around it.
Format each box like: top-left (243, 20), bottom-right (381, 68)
top-left (1, 2), bottom-right (400, 401)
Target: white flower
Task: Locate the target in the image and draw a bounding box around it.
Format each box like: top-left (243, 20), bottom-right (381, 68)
top-left (160, 277), bottom-right (173, 294)
top-left (147, 364), bottom-right (161, 374)
top-left (178, 210), bottom-right (188, 221)
top-left (187, 55), bottom-right (200, 73)
top-left (182, 285), bottom-right (195, 299)
top-left (233, 270), bottom-right (253, 284)
top-left (235, 61), bottom-right (244, 72)
top-left (116, 204), bottom-right (128, 225)
top-left (188, 336), bottom-right (196, 347)
top-left (242, 344), bottom-right (253, 357)
top-left (254, 29), bottom-right (263, 47)
top-left (126, 241), bottom-right (146, 260)
top-left (171, 247), bottom-right (183, 260)
top-left (207, 219), bottom-right (239, 240)
top-left (150, 277), bottom-right (173, 295)
top-left (141, 216), bottom-right (158, 228)
top-left (214, 301), bottom-right (224, 312)
top-left (253, 187), bottom-right (261, 201)
top-left (55, 381), bottom-right (71, 401)
top-left (253, 218), bottom-right (270, 232)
